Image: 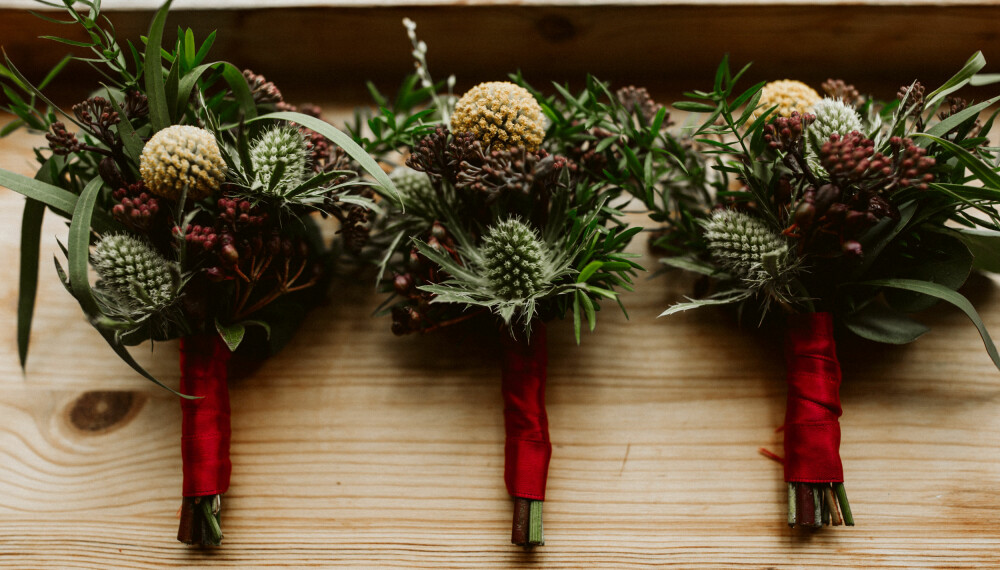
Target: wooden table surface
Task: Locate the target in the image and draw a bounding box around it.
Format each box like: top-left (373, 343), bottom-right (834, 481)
top-left (2, 109), bottom-right (1000, 569)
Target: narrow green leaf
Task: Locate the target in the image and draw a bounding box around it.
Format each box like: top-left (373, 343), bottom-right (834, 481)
top-left (572, 293), bottom-right (581, 345)
top-left (860, 278), bottom-right (1000, 370)
top-left (925, 95), bottom-right (1000, 138)
top-left (925, 51), bottom-right (986, 109)
top-left (912, 133), bottom-right (1000, 189)
top-left (174, 62), bottom-right (212, 119)
top-left (0, 168), bottom-right (78, 217)
top-left (250, 111), bottom-right (398, 204)
top-left (577, 260), bottom-right (603, 283)
top-left (144, 0), bottom-right (173, 131)
top-left (0, 169), bottom-right (118, 232)
top-left (578, 290), bottom-right (596, 332)
top-left (105, 88), bottom-right (143, 163)
top-left (101, 328), bottom-right (191, 397)
top-left (67, 177), bottom-right (104, 318)
top-left (217, 62), bottom-right (257, 120)
top-left (38, 35), bottom-right (93, 48)
top-left (164, 55), bottom-right (180, 121)
top-left (193, 30), bottom-right (216, 66)
top-left (38, 53), bottom-right (72, 90)
top-left (673, 101), bottom-right (717, 113)
top-left (17, 199), bottom-right (45, 369)
top-left (183, 28), bottom-right (196, 69)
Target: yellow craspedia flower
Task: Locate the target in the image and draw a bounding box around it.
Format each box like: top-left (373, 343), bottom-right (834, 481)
top-left (450, 81), bottom-right (545, 151)
top-left (139, 125), bottom-right (227, 200)
top-left (755, 80), bottom-right (821, 121)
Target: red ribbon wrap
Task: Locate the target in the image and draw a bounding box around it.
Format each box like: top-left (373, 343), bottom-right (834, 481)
top-left (783, 312), bottom-right (844, 483)
top-left (179, 334), bottom-right (233, 497)
top-left (500, 322), bottom-right (552, 501)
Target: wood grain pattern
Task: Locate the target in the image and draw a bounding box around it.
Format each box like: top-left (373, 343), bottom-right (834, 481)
top-left (2, 99), bottom-right (1000, 568)
top-left (2, 3), bottom-right (1000, 105)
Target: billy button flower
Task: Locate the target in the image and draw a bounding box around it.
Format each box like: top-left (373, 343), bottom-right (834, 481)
top-left (451, 81), bottom-right (546, 151)
top-left (755, 80), bottom-right (821, 122)
top-left (140, 125), bottom-right (227, 201)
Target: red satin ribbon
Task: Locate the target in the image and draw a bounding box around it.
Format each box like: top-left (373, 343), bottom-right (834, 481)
top-left (179, 334), bottom-right (233, 497)
top-left (500, 322), bottom-right (552, 501)
top-left (783, 312), bottom-right (844, 483)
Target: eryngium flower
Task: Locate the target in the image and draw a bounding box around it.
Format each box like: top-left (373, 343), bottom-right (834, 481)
top-left (704, 209), bottom-right (792, 285)
top-left (92, 234), bottom-right (178, 310)
top-left (810, 98), bottom-right (864, 142)
top-left (250, 126), bottom-right (309, 194)
top-left (451, 81), bottom-right (545, 151)
top-left (140, 125), bottom-right (226, 200)
top-left (756, 80), bottom-right (821, 121)
top-left (391, 166), bottom-right (435, 207)
top-left (481, 218), bottom-right (547, 300)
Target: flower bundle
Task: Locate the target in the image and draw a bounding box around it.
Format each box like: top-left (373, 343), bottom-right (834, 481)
top-left (659, 55), bottom-right (1000, 528)
top-left (346, 20), bottom-right (698, 546)
top-left (1, 1), bottom-right (394, 545)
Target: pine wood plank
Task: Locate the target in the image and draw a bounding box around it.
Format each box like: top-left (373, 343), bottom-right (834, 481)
top-left (1, 104), bottom-right (1000, 568)
top-left (2, 3), bottom-right (1000, 105)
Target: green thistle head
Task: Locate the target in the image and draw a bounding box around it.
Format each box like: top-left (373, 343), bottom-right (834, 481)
top-left (250, 127), bottom-right (309, 194)
top-left (811, 98), bottom-right (863, 142)
top-left (481, 218), bottom-right (547, 300)
top-left (92, 234), bottom-right (178, 310)
top-left (703, 209), bottom-right (793, 285)
top-left (391, 166), bottom-right (434, 209)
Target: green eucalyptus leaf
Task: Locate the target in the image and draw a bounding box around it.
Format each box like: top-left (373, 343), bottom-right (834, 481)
top-left (215, 319), bottom-right (245, 352)
top-left (957, 229), bottom-right (1000, 273)
top-left (843, 302), bottom-right (930, 344)
top-left (882, 231), bottom-right (973, 313)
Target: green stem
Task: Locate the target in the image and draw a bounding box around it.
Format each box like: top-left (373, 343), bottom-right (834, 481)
top-left (787, 483), bottom-right (796, 527)
top-left (528, 500), bottom-right (544, 546)
top-left (200, 496), bottom-right (223, 545)
top-left (834, 483), bottom-right (854, 526)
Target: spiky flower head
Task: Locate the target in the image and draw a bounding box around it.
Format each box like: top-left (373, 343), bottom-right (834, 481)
top-left (250, 126), bottom-right (310, 194)
top-left (139, 125), bottom-right (226, 200)
top-left (481, 218), bottom-right (547, 300)
top-left (391, 166), bottom-right (434, 201)
top-left (92, 234), bottom-right (178, 310)
top-left (810, 98), bottom-right (864, 142)
top-left (703, 209), bottom-right (793, 285)
top-left (755, 80), bottom-right (821, 122)
top-left (451, 81), bottom-right (545, 151)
